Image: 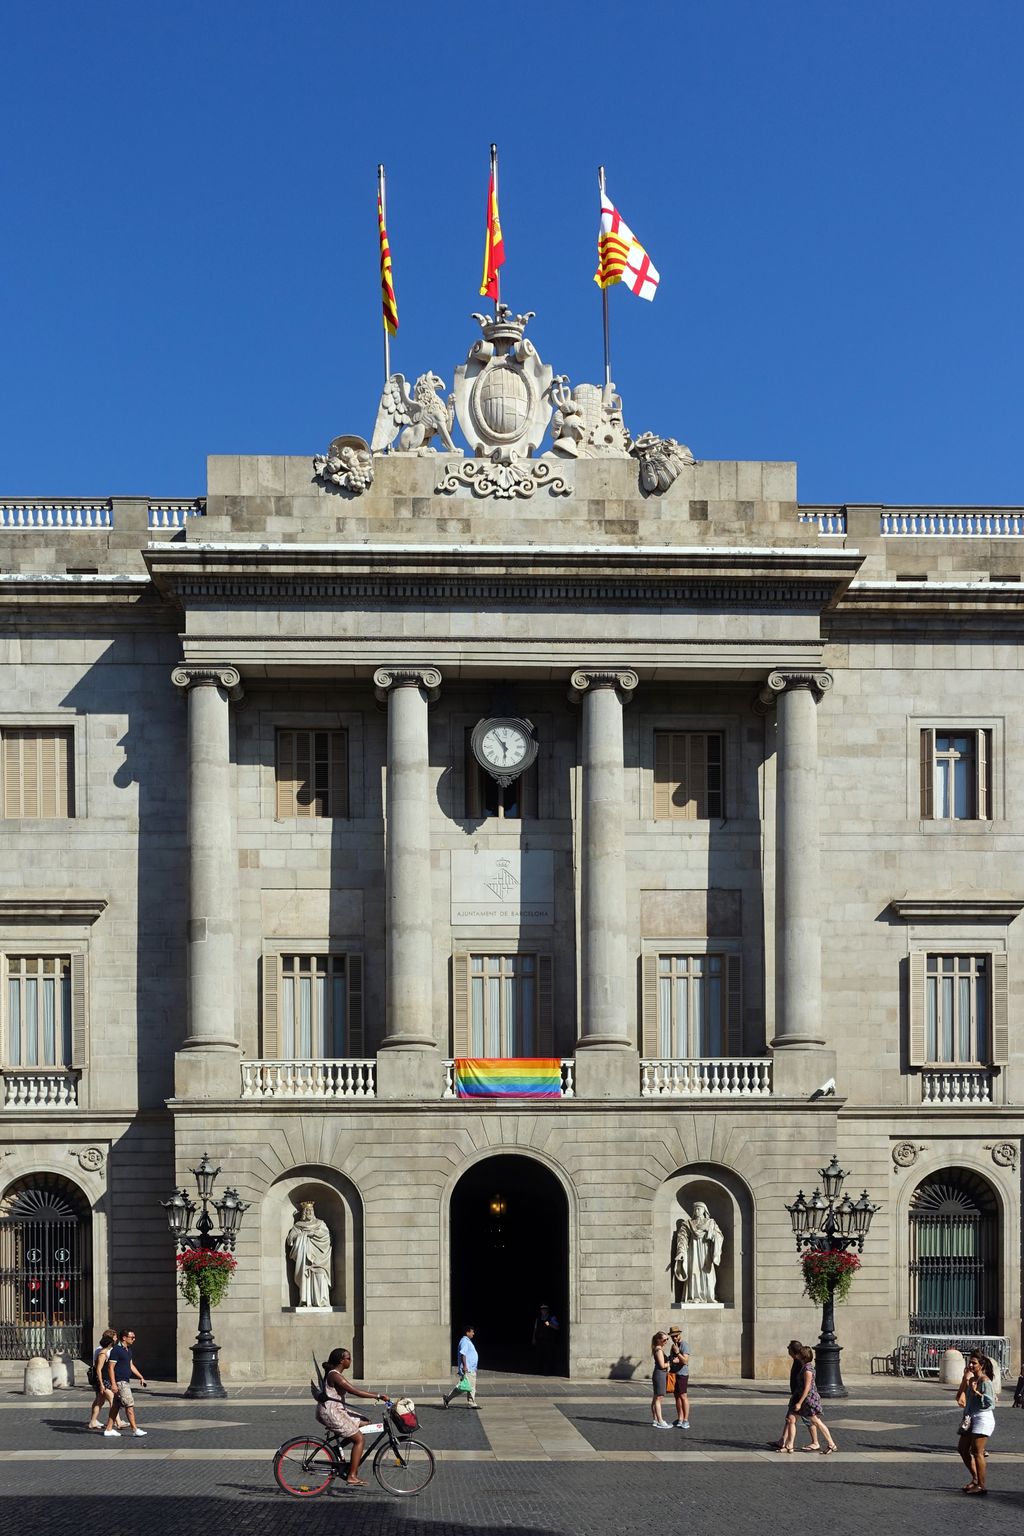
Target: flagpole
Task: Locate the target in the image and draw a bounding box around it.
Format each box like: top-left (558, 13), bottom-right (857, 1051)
top-left (378, 163), bottom-right (391, 384)
top-left (490, 144), bottom-right (500, 310)
top-left (598, 165), bottom-right (611, 389)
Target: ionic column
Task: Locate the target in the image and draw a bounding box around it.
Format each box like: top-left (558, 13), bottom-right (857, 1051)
top-left (373, 667), bottom-right (441, 1059)
top-left (757, 669), bottom-right (833, 1051)
top-left (171, 666), bottom-right (244, 1076)
top-left (569, 669), bottom-right (638, 1052)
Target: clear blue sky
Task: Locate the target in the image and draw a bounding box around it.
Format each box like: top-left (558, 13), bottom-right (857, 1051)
top-left (2, 0), bottom-right (1022, 505)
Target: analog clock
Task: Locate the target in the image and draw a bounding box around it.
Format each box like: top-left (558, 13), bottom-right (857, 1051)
top-left (470, 717), bottom-right (538, 786)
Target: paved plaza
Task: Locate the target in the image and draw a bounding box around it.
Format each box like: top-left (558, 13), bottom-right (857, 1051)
top-left (1, 1375), bottom-right (1022, 1534)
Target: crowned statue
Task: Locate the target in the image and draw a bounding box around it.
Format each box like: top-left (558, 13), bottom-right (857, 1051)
top-left (286, 1200), bottom-right (333, 1309)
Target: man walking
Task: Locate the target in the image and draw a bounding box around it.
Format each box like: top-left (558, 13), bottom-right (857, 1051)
top-left (103, 1328), bottom-right (148, 1437)
top-left (442, 1326), bottom-right (479, 1408)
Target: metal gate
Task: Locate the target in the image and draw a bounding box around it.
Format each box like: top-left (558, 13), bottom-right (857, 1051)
top-left (908, 1173), bottom-right (996, 1335)
top-left (0, 1178), bottom-right (89, 1361)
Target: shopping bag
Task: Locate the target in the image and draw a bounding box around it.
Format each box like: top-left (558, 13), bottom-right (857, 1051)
top-left (454, 1373), bottom-right (473, 1394)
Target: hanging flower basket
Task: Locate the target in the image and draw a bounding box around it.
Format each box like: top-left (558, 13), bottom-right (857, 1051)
top-left (176, 1247), bottom-right (237, 1308)
top-left (801, 1248), bottom-right (861, 1306)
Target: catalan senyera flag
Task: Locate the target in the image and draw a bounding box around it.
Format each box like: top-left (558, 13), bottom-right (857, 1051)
top-left (595, 194), bottom-right (660, 301)
top-left (455, 1058), bottom-right (561, 1099)
top-left (480, 165), bottom-right (505, 300)
top-left (377, 192), bottom-right (399, 337)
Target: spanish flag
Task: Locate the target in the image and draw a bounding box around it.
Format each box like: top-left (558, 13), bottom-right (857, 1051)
top-left (378, 191), bottom-right (399, 338)
top-left (480, 145), bottom-right (505, 300)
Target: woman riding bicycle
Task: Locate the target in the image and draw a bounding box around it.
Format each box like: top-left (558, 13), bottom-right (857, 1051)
top-left (317, 1346), bottom-right (388, 1487)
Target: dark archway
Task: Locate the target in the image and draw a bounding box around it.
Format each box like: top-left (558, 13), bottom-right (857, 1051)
top-left (0, 1173), bottom-right (92, 1362)
top-left (908, 1168), bottom-right (999, 1334)
top-left (449, 1154), bottom-right (569, 1376)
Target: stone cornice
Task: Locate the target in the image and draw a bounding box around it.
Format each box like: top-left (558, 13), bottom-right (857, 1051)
top-left (0, 896), bottom-right (107, 926)
top-left (889, 897), bottom-right (1024, 923)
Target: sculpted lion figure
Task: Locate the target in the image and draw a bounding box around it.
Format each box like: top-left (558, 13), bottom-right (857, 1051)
top-left (370, 371), bottom-right (459, 454)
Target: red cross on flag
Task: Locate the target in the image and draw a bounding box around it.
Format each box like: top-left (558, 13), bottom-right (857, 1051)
top-left (594, 194), bottom-right (660, 301)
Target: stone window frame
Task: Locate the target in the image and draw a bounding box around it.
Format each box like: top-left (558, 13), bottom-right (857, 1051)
top-left (260, 941), bottom-right (364, 1059)
top-left (639, 937), bottom-right (743, 1057)
top-left (638, 713), bottom-right (738, 825)
top-left (0, 714), bottom-right (85, 820)
top-left (451, 947), bottom-right (554, 1057)
top-left (259, 710), bottom-right (364, 823)
top-left (907, 947), bottom-right (1008, 1068)
top-left (908, 715), bottom-right (1003, 825)
top-left (274, 726), bottom-right (349, 820)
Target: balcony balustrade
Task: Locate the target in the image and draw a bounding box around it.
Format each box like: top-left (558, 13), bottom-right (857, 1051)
top-left (240, 1059), bottom-right (377, 1100)
top-left (920, 1068), bottom-right (994, 1105)
top-left (2, 1070), bottom-right (79, 1109)
top-left (641, 1057), bottom-right (773, 1098)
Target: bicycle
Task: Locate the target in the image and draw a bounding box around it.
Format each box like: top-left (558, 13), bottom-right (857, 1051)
top-left (273, 1399), bottom-right (436, 1497)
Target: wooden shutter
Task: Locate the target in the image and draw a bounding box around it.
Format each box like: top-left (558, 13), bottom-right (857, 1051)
top-left (536, 953), bottom-right (554, 1054)
top-left (346, 953), bottom-right (363, 1055)
top-left (452, 952), bottom-right (471, 1056)
top-left (331, 731), bottom-right (349, 818)
top-left (688, 734), bottom-right (708, 819)
top-left (464, 731), bottom-right (482, 819)
top-left (262, 953), bottom-right (280, 1057)
top-left (70, 952), bottom-right (87, 1069)
top-left (978, 729), bottom-right (990, 820)
top-left (275, 730), bottom-right (297, 818)
top-left (725, 953), bottom-right (743, 1054)
top-left (40, 733), bottom-right (57, 817)
top-left (908, 951), bottom-right (926, 1066)
top-left (653, 732), bottom-right (672, 819)
top-left (641, 953), bottom-right (660, 1056)
top-left (990, 950), bottom-right (1009, 1065)
top-left (919, 729), bottom-right (934, 818)
top-left (2, 732), bottom-right (19, 817)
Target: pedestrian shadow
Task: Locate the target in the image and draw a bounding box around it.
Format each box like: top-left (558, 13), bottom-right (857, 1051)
top-left (42, 1420), bottom-right (105, 1435)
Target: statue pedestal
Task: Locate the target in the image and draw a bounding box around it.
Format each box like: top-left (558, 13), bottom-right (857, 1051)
top-left (284, 1306), bottom-right (336, 1315)
top-left (671, 1302), bottom-right (724, 1311)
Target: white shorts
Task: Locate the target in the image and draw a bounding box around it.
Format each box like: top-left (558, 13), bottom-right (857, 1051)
top-left (971, 1409), bottom-right (995, 1437)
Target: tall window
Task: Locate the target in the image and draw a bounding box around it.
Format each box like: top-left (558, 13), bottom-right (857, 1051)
top-left (275, 729), bottom-right (348, 819)
top-left (464, 731), bottom-right (536, 819)
top-left (5, 957), bottom-right (72, 1068)
top-left (2, 729), bottom-right (74, 818)
top-left (452, 952), bottom-right (554, 1057)
top-left (471, 954), bottom-right (536, 1055)
top-left (908, 1172), bottom-right (997, 1334)
top-left (653, 731), bottom-right (724, 820)
top-left (657, 954), bottom-right (724, 1056)
top-left (920, 729), bottom-right (991, 820)
top-left (280, 956), bottom-right (352, 1057)
top-left (925, 955), bottom-right (988, 1064)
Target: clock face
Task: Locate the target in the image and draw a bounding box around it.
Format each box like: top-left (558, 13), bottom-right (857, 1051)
top-left (480, 724), bottom-right (528, 768)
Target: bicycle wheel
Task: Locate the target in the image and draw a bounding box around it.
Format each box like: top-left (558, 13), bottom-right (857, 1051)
top-left (274, 1436), bottom-right (338, 1496)
top-left (372, 1436), bottom-right (436, 1495)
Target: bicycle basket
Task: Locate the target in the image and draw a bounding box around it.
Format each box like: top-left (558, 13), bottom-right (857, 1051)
top-left (391, 1396), bottom-right (418, 1432)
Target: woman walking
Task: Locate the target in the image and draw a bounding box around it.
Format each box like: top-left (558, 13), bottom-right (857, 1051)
top-left (86, 1328), bottom-right (125, 1432)
top-left (650, 1332), bottom-right (672, 1428)
top-left (957, 1352), bottom-right (996, 1495)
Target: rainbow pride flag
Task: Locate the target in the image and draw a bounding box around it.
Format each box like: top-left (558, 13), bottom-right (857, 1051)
top-left (454, 1058), bottom-right (562, 1099)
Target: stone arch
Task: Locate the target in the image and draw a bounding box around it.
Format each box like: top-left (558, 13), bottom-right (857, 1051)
top-left (652, 1163), bottom-right (755, 1377)
top-left (0, 1170), bottom-right (94, 1364)
top-left (260, 1165), bottom-right (364, 1375)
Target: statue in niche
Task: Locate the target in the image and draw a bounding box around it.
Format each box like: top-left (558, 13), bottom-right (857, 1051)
top-left (286, 1200), bottom-right (333, 1308)
top-left (671, 1202), bottom-right (725, 1305)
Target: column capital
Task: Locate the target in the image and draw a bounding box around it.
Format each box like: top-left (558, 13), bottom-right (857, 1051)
top-left (753, 669), bottom-right (833, 714)
top-left (373, 666), bottom-right (442, 704)
top-left (171, 665), bottom-right (244, 702)
top-left (568, 668), bottom-right (639, 704)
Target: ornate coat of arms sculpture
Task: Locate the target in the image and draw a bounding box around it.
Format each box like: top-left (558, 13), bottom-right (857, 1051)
top-left (452, 307), bottom-right (553, 461)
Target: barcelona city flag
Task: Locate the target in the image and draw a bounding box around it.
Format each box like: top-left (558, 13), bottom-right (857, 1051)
top-left (595, 193), bottom-right (660, 301)
top-left (378, 192), bottom-right (399, 338)
top-left (480, 152), bottom-right (505, 300)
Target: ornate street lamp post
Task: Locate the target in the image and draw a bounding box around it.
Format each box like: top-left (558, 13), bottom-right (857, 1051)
top-left (785, 1156), bottom-right (879, 1398)
top-left (161, 1153), bottom-right (249, 1399)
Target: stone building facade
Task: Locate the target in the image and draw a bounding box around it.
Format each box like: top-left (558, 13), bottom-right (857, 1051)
top-left (1, 355), bottom-right (1022, 1382)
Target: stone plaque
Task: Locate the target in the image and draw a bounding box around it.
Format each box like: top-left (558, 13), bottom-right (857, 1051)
top-left (450, 851), bottom-right (554, 925)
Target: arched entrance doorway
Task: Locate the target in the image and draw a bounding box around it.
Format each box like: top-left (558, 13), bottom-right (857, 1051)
top-left (449, 1155), bottom-right (569, 1375)
top-left (909, 1169), bottom-right (998, 1334)
top-left (0, 1174), bottom-right (92, 1362)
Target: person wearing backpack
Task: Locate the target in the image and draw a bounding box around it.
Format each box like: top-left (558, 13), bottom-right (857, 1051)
top-left (316, 1346), bottom-right (388, 1487)
top-left (86, 1329), bottom-right (125, 1431)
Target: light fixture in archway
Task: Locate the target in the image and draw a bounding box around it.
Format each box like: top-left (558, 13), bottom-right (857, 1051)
top-left (488, 1193), bottom-right (507, 1218)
